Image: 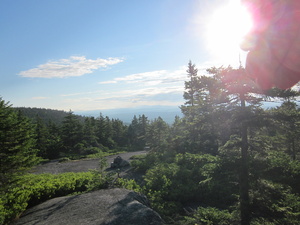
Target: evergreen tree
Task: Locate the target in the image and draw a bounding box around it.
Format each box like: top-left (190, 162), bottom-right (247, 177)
top-left (182, 60), bottom-right (199, 109)
top-left (45, 120), bottom-right (62, 159)
top-left (165, 115), bottom-right (187, 155)
top-left (127, 115), bottom-right (139, 150)
top-left (111, 119), bottom-right (127, 148)
top-left (181, 63), bottom-right (265, 224)
top-left (219, 66), bottom-right (269, 225)
top-left (35, 115), bottom-right (49, 158)
top-left (137, 114), bottom-right (148, 148)
top-left (181, 63), bottom-right (226, 154)
top-left (96, 113), bottom-right (107, 147)
top-left (269, 101), bottom-right (300, 160)
top-left (82, 117), bottom-right (98, 148)
top-left (0, 98), bottom-right (39, 185)
top-left (128, 115), bottom-right (149, 150)
top-left (61, 110), bottom-right (83, 154)
top-left (103, 116), bottom-right (115, 148)
top-left (265, 87), bottom-right (300, 160)
top-left (146, 117), bottom-right (169, 153)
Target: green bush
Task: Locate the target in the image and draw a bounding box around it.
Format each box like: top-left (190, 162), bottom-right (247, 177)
top-left (115, 178), bottom-right (142, 193)
top-left (0, 198), bottom-right (4, 225)
top-left (180, 206), bottom-right (235, 225)
top-left (144, 153), bottom-right (219, 203)
top-left (131, 153), bottom-right (158, 173)
top-left (85, 170), bottom-right (110, 191)
top-left (251, 179), bottom-right (300, 224)
top-left (0, 172), bottom-right (95, 224)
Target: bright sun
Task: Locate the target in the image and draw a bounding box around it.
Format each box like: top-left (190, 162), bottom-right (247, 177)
top-left (205, 0), bottom-right (253, 65)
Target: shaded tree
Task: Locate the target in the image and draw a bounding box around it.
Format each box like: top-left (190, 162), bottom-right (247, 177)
top-left (0, 98), bottom-right (39, 186)
top-left (269, 101), bottom-right (300, 160)
top-left (82, 117), bottom-right (99, 148)
top-left (128, 115), bottom-right (149, 151)
top-left (146, 117), bottom-right (169, 153)
top-left (45, 120), bottom-right (62, 159)
top-left (96, 113), bottom-right (107, 146)
top-left (61, 110), bottom-right (83, 154)
top-left (35, 115), bottom-right (49, 158)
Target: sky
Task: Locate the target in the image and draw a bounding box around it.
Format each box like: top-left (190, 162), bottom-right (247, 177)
top-left (0, 0), bottom-right (251, 113)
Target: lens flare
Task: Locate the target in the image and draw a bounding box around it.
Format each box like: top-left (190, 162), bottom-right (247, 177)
top-left (205, 0), bottom-right (253, 64)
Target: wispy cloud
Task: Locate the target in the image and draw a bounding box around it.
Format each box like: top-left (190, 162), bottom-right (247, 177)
top-left (99, 68), bottom-right (187, 86)
top-left (55, 67), bottom-right (188, 110)
top-left (19, 56), bottom-right (124, 78)
top-left (59, 84), bottom-right (184, 111)
top-left (99, 80), bottom-right (117, 84)
top-left (31, 96), bottom-right (49, 100)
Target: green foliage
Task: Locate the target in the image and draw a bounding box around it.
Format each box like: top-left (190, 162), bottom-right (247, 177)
top-left (180, 207), bottom-right (235, 225)
top-left (0, 198), bottom-right (5, 225)
top-left (143, 153), bottom-right (223, 217)
top-left (14, 107), bottom-right (81, 125)
top-left (0, 98), bottom-right (40, 185)
top-left (134, 63), bottom-right (300, 224)
top-left (61, 110), bottom-right (83, 154)
top-left (131, 152), bottom-right (158, 173)
top-left (85, 154), bottom-right (111, 192)
top-left (115, 178), bottom-right (142, 193)
top-left (250, 179), bottom-right (300, 224)
top-left (16, 107), bottom-right (134, 160)
top-left (85, 169), bottom-right (110, 192)
top-left (146, 117), bottom-right (170, 153)
top-left (261, 150), bottom-right (300, 195)
top-left (267, 101), bottom-right (300, 160)
top-left (127, 115), bottom-right (149, 151)
top-left (0, 172), bottom-right (95, 224)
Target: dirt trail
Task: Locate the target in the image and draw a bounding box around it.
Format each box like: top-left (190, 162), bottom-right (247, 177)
top-left (32, 151), bottom-right (147, 174)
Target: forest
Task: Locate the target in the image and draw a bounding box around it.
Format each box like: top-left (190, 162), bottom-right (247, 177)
top-left (0, 62), bottom-right (300, 225)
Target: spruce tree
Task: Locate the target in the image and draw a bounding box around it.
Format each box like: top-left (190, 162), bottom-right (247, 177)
top-left (61, 110), bottom-right (83, 154)
top-left (35, 115), bottom-right (49, 158)
top-left (0, 98), bottom-right (39, 186)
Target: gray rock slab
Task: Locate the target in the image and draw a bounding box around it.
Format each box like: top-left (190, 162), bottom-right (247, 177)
top-left (31, 151), bottom-right (147, 174)
top-left (14, 188), bottom-right (163, 225)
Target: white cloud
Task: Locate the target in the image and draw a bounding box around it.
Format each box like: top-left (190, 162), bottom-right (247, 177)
top-left (55, 67), bottom-right (189, 110)
top-left (99, 68), bottom-right (187, 86)
top-left (58, 84), bottom-right (185, 111)
top-left (99, 80), bottom-right (117, 84)
top-left (19, 56), bottom-right (124, 78)
top-left (31, 96), bottom-right (49, 100)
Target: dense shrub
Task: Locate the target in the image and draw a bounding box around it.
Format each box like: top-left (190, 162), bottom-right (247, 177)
top-left (0, 172), bottom-right (96, 224)
top-left (142, 153), bottom-right (223, 217)
top-left (180, 206), bottom-right (236, 225)
top-left (131, 153), bottom-right (158, 173)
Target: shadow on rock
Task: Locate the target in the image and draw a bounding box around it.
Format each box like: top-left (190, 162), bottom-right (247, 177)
top-left (14, 188), bottom-right (164, 225)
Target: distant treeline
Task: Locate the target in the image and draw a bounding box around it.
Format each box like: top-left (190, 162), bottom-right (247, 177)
top-left (14, 107), bottom-right (85, 125)
top-left (13, 107), bottom-right (169, 160)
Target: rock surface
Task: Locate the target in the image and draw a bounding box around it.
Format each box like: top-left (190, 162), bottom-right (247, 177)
top-left (14, 188), bottom-right (164, 225)
top-left (31, 151), bottom-right (147, 174)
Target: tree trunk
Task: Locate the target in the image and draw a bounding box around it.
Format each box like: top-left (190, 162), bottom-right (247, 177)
top-left (240, 97), bottom-right (250, 225)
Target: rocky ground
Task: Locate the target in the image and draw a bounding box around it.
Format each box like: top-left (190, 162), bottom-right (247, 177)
top-left (13, 151), bottom-right (164, 225)
top-left (31, 150), bottom-right (147, 174)
top-left (14, 188), bottom-right (164, 225)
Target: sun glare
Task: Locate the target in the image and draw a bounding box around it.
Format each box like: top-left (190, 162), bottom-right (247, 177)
top-left (205, 0), bottom-right (253, 65)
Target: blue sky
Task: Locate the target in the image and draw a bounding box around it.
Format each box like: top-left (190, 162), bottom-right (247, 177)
top-left (1, 0), bottom-right (250, 112)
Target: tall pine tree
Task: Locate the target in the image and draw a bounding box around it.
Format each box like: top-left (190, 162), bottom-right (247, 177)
top-left (0, 98), bottom-right (39, 186)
